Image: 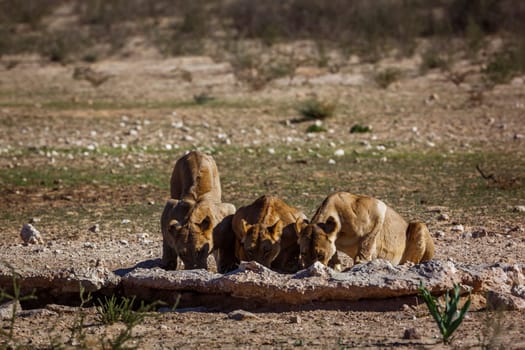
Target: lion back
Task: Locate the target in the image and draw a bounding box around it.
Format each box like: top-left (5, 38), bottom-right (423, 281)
top-left (170, 151), bottom-right (222, 202)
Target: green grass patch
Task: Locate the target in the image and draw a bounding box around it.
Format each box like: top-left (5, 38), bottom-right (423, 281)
top-left (1, 145), bottom-right (523, 228)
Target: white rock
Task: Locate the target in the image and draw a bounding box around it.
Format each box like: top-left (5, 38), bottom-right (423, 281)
top-left (172, 121), bottom-right (183, 129)
top-left (121, 219), bottom-right (131, 224)
top-left (513, 205), bottom-right (525, 213)
top-left (451, 224), bottom-right (464, 233)
top-left (119, 240), bottom-right (129, 246)
top-left (328, 159), bottom-right (336, 165)
top-left (334, 149), bottom-right (345, 157)
top-left (20, 224), bottom-right (44, 244)
top-left (435, 230), bottom-right (446, 238)
top-left (268, 148), bottom-right (275, 154)
top-left (83, 242), bottom-right (97, 249)
top-left (437, 213), bottom-right (450, 221)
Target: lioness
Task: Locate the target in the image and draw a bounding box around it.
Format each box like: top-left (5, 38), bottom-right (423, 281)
top-left (296, 192), bottom-right (434, 270)
top-left (232, 195), bottom-right (307, 273)
top-left (161, 151), bottom-right (236, 272)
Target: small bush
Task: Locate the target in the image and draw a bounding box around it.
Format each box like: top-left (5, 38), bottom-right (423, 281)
top-left (375, 68), bottom-right (402, 89)
top-left (483, 43), bottom-right (525, 86)
top-left (420, 49), bottom-right (449, 73)
top-left (193, 93), bottom-right (215, 105)
top-left (350, 124), bottom-right (372, 133)
top-left (418, 282), bottom-right (471, 344)
top-left (297, 98), bottom-right (335, 121)
top-left (96, 295), bottom-right (139, 325)
top-left (306, 124), bottom-right (327, 133)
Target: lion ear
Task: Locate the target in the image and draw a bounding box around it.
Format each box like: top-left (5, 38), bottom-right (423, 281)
top-left (268, 220), bottom-right (283, 240)
top-left (198, 216), bottom-right (211, 231)
top-left (241, 219), bottom-right (251, 234)
top-left (294, 218), bottom-right (308, 236)
top-left (323, 216), bottom-right (338, 237)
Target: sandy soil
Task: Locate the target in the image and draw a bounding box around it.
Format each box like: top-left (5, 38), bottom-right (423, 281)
top-left (1, 48), bottom-right (524, 349)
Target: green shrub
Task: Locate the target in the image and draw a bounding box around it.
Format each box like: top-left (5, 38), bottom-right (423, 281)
top-left (420, 49), bottom-right (449, 73)
top-left (350, 124), bottom-right (372, 133)
top-left (483, 44), bottom-right (525, 86)
top-left (375, 68), bottom-right (402, 89)
top-left (418, 282), bottom-right (471, 344)
top-left (306, 124), bottom-right (327, 133)
top-left (193, 93), bottom-right (215, 105)
top-left (297, 98), bottom-right (335, 121)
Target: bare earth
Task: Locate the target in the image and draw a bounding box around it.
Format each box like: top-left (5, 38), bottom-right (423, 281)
top-left (0, 47), bottom-right (524, 349)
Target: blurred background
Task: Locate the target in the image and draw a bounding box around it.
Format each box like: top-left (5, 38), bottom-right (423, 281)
top-left (1, 0), bottom-right (524, 89)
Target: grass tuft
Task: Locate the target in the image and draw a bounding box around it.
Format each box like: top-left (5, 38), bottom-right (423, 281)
top-left (297, 98), bottom-right (336, 121)
top-left (418, 281), bottom-right (471, 344)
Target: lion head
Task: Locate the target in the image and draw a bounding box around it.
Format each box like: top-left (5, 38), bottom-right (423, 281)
top-left (166, 200), bottom-right (216, 269)
top-left (239, 219), bottom-right (284, 267)
top-left (296, 217), bottom-right (338, 269)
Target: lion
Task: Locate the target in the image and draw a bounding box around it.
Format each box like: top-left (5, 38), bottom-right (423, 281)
top-left (232, 195), bottom-right (307, 273)
top-left (295, 192), bottom-right (434, 270)
top-left (161, 151), bottom-right (236, 272)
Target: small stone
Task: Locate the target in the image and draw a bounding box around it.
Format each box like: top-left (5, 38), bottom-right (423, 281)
top-left (29, 217), bottom-right (41, 223)
top-left (472, 229), bottom-right (488, 238)
top-left (267, 148), bottom-right (275, 155)
top-left (437, 213), bottom-right (450, 221)
top-left (228, 309), bottom-right (258, 321)
top-left (88, 224), bottom-right (100, 233)
top-left (513, 205), bottom-right (525, 213)
top-left (514, 134), bottom-right (524, 140)
top-left (20, 223), bottom-right (44, 244)
top-left (121, 219), bottom-right (131, 224)
top-left (334, 149), bottom-right (345, 157)
top-left (119, 239), bottom-right (129, 246)
top-left (83, 242), bottom-right (96, 249)
top-left (435, 230), bottom-right (446, 239)
top-left (290, 315), bottom-right (301, 324)
top-left (0, 300), bottom-right (22, 320)
top-left (486, 291), bottom-right (525, 311)
top-left (328, 159), bottom-right (336, 165)
top-left (403, 328), bottom-right (421, 340)
top-left (451, 224), bottom-right (464, 233)
top-left (462, 232), bottom-right (473, 239)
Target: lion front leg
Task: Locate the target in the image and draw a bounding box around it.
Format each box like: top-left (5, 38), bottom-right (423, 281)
top-left (328, 251), bottom-right (342, 272)
top-left (354, 228), bottom-right (380, 265)
top-left (162, 240), bottom-right (179, 270)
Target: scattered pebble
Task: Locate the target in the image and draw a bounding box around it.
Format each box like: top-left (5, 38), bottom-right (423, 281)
top-left (20, 223), bottom-right (44, 245)
top-left (513, 205), bottom-right (525, 213)
top-left (289, 315), bottom-right (301, 324)
top-left (119, 239), bottom-right (129, 246)
top-left (334, 149), bottom-right (345, 157)
top-left (472, 229), bottom-right (488, 238)
top-left (88, 224), bottom-right (100, 233)
top-left (435, 230), bottom-right (446, 239)
top-left (328, 159), bottom-right (336, 165)
top-left (0, 300), bottom-right (22, 320)
top-left (403, 328), bottom-right (421, 340)
top-left (29, 217), bottom-right (41, 223)
top-left (437, 213), bottom-right (450, 221)
top-left (83, 242), bottom-right (96, 249)
top-left (451, 224), bottom-right (464, 233)
top-left (121, 219), bottom-right (131, 224)
top-left (228, 309), bottom-right (258, 321)
top-left (267, 148), bottom-right (275, 155)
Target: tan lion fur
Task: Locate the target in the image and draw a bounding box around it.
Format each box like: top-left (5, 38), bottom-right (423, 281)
top-left (232, 195), bottom-right (307, 273)
top-left (161, 151), bottom-right (236, 272)
top-left (296, 192), bottom-right (434, 270)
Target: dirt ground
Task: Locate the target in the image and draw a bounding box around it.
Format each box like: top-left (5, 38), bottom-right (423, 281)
top-left (1, 44), bottom-right (525, 349)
